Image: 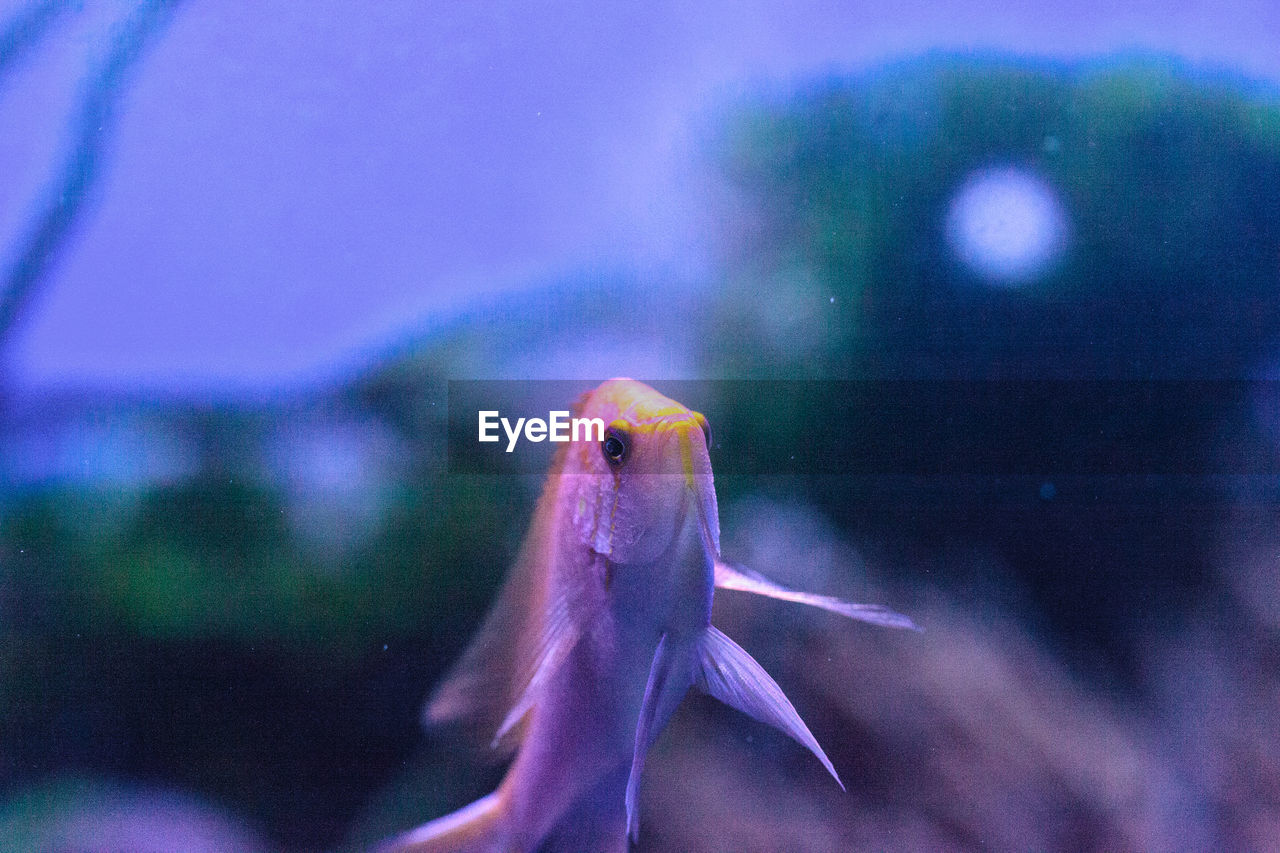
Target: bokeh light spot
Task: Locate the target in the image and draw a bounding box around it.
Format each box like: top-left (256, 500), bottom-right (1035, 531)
top-left (946, 166), bottom-right (1070, 286)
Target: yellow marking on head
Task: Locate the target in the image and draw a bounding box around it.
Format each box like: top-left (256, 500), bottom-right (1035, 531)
top-left (607, 415), bottom-right (701, 489)
top-left (593, 380), bottom-right (691, 427)
top-left (589, 380), bottom-right (709, 488)
top-left (677, 421), bottom-right (695, 489)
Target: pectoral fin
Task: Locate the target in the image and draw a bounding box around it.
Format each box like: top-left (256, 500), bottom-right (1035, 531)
top-left (626, 633), bottom-right (692, 843)
top-left (491, 591), bottom-right (582, 745)
top-left (694, 624), bottom-right (844, 790)
top-left (425, 479), bottom-right (610, 753)
top-left (714, 560), bottom-right (919, 631)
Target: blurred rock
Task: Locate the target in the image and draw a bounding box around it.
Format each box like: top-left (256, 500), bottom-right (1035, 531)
top-left (0, 776), bottom-right (270, 853)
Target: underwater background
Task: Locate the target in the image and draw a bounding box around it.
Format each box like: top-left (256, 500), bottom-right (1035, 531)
top-left (3, 2), bottom-right (1280, 850)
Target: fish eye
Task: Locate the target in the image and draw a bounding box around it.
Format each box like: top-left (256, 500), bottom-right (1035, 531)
top-left (694, 412), bottom-right (712, 448)
top-left (602, 427), bottom-right (629, 466)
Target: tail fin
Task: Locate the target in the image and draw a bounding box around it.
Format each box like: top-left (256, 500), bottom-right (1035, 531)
top-left (378, 790), bottom-right (507, 853)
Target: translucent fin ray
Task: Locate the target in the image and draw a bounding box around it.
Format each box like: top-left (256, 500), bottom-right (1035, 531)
top-left (695, 624), bottom-right (844, 790)
top-left (714, 560), bottom-right (919, 631)
top-left (626, 633), bottom-right (693, 843)
top-left (492, 591), bottom-right (582, 744)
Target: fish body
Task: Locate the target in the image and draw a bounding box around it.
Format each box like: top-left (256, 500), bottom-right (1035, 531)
top-left (382, 380), bottom-right (914, 852)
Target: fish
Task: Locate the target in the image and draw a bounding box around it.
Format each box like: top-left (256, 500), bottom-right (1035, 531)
top-left (380, 379), bottom-right (916, 852)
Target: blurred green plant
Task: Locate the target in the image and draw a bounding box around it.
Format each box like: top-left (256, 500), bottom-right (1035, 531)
top-left (710, 56), bottom-right (1280, 379)
top-left (706, 58), bottom-right (1280, 546)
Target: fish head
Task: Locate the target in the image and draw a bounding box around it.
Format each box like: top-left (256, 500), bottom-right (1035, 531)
top-left (566, 379), bottom-right (720, 565)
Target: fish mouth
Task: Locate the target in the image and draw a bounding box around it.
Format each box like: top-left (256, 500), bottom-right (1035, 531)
top-left (615, 402), bottom-right (721, 561)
